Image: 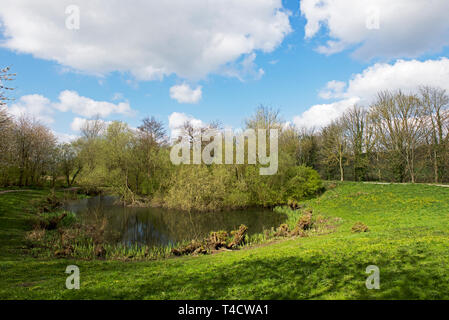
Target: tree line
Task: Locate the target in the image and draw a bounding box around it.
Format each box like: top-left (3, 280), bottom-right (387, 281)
top-left (308, 87), bottom-right (449, 183)
top-left (1, 66), bottom-right (448, 209)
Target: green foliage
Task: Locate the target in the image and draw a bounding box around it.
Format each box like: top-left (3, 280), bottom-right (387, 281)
top-left (283, 166), bottom-right (323, 202)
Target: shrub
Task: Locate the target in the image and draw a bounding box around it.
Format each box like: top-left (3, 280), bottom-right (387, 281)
top-left (283, 166), bottom-right (323, 202)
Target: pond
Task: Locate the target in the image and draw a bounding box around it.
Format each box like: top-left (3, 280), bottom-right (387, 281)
top-left (65, 195), bottom-right (287, 248)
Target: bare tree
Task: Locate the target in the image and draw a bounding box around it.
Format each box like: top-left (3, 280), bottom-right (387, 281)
top-left (80, 116), bottom-right (106, 140)
top-left (342, 105), bottom-right (375, 181)
top-left (0, 66), bottom-right (15, 108)
top-left (136, 117), bottom-right (167, 185)
top-left (138, 116), bottom-right (167, 146)
top-left (371, 91), bottom-right (425, 183)
top-left (13, 116), bottom-right (56, 186)
top-left (245, 105), bottom-right (282, 130)
top-left (321, 119), bottom-right (347, 181)
top-left (420, 86), bottom-right (449, 183)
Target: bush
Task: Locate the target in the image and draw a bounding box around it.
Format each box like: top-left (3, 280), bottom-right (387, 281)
top-left (283, 166), bottom-right (323, 202)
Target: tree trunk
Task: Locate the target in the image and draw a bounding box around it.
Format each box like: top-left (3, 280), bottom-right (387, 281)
top-left (339, 154), bottom-right (344, 182)
top-left (433, 148), bottom-right (439, 183)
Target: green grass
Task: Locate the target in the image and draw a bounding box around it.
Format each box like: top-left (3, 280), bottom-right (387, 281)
top-left (1, 182), bottom-right (449, 299)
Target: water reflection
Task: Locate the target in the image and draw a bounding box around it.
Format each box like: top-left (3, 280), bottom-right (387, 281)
top-left (65, 195), bottom-right (287, 248)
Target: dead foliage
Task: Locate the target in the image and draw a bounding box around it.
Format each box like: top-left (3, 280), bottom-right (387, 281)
top-left (25, 229), bottom-right (46, 243)
top-left (287, 199), bottom-right (304, 210)
top-left (352, 222), bottom-right (369, 233)
top-left (274, 224), bottom-right (290, 237)
top-left (276, 209), bottom-right (341, 238)
top-left (172, 224), bottom-right (248, 256)
top-left (326, 182), bottom-right (337, 190)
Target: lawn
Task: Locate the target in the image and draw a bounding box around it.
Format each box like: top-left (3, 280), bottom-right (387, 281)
top-left (1, 182), bottom-right (449, 299)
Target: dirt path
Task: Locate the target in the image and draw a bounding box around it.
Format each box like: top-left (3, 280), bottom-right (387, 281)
top-left (363, 182), bottom-right (449, 187)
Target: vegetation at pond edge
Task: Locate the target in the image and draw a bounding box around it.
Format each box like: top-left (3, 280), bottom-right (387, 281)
top-left (21, 187), bottom-right (335, 261)
top-left (2, 182), bottom-right (449, 299)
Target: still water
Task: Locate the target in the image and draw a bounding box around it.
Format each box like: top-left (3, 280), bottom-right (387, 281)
top-left (65, 195), bottom-right (287, 248)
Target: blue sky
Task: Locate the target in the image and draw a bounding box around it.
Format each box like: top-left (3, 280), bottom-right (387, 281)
top-left (1, 0), bottom-right (449, 141)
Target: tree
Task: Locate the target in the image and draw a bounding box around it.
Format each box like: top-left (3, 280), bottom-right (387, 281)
top-left (13, 116), bottom-right (56, 186)
top-left (420, 86), bottom-right (449, 183)
top-left (0, 67), bottom-right (15, 184)
top-left (320, 120), bottom-right (347, 181)
top-left (0, 66), bottom-right (15, 108)
top-left (136, 117), bottom-right (166, 185)
top-left (371, 91), bottom-right (425, 183)
top-left (58, 143), bottom-right (83, 187)
top-left (297, 128), bottom-right (319, 169)
top-left (342, 105), bottom-right (375, 181)
top-left (104, 121), bottom-right (136, 202)
top-left (245, 105), bottom-right (282, 130)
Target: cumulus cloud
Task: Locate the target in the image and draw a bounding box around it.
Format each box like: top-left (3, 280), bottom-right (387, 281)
top-left (318, 80), bottom-right (346, 99)
top-left (300, 0), bottom-right (449, 59)
top-left (326, 58), bottom-right (449, 103)
top-left (7, 91), bottom-right (134, 127)
top-left (169, 84), bottom-right (203, 104)
top-left (7, 94), bottom-right (54, 124)
top-left (54, 90), bottom-right (133, 118)
top-left (0, 0), bottom-right (291, 80)
top-left (294, 58), bottom-right (449, 129)
top-left (168, 112), bottom-right (205, 140)
top-left (293, 97), bottom-right (360, 130)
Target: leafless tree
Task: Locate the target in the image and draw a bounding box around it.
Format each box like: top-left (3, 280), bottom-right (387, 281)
top-left (0, 66), bottom-right (15, 108)
top-left (371, 91), bottom-right (425, 183)
top-left (420, 86), bottom-right (449, 183)
top-left (320, 119), bottom-right (347, 181)
top-left (342, 105), bottom-right (375, 181)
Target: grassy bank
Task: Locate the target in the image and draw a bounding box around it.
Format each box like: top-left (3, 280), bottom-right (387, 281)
top-left (1, 182), bottom-right (449, 299)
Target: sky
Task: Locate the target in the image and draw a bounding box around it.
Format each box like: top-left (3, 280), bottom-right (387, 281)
top-left (1, 0), bottom-right (449, 142)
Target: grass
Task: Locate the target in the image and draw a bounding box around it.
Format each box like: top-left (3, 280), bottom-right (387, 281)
top-left (1, 182), bottom-right (449, 299)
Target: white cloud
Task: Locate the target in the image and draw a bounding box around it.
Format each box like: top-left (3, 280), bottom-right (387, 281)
top-left (7, 91), bottom-right (134, 128)
top-left (169, 84), bottom-right (202, 104)
top-left (53, 131), bottom-right (79, 143)
top-left (222, 53), bottom-right (265, 81)
top-left (7, 94), bottom-right (54, 124)
top-left (300, 0), bottom-right (449, 59)
top-left (293, 97), bottom-right (360, 130)
top-left (54, 90), bottom-right (133, 118)
top-left (326, 58), bottom-right (449, 103)
top-left (112, 92), bottom-right (124, 101)
top-left (0, 1), bottom-right (291, 80)
top-left (319, 80), bottom-right (346, 99)
top-left (295, 58), bottom-right (449, 129)
top-left (168, 112), bottom-right (205, 139)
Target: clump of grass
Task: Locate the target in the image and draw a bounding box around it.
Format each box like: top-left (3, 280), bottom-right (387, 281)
top-left (352, 222), bottom-right (369, 233)
top-left (272, 207), bottom-right (342, 239)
